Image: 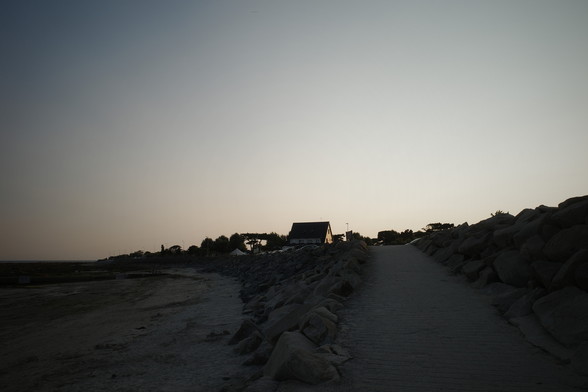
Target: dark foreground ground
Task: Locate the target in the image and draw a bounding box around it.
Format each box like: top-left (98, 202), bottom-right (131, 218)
top-left (0, 259), bottom-right (250, 392)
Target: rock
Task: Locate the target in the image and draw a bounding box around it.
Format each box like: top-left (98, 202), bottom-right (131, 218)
top-left (543, 225), bottom-right (588, 263)
top-left (553, 199), bottom-right (588, 228)
top-left (242, 376), bottom-right (280, 392)
top-left (313, 276), bottom-right (338, 297)
top-left (458, 233), bottom-right (492, 258)
top-left (572, 342), bottom-right (588, 376)
top-left (532, 286), bottom-right (588, 347)
top-left (551, 249), bottom-right (588, 290)
top-left (432, 246), bottom-right (454, 264)
top-left (263, 331), bottom-right (339, 384)
top-left (315, 344), bottom-right (352, 365)
top-left (229, 319), bottom-right (260, 345)
top-left (462, 260), bottom-right (485, 281)
top-left (493, 250), bottom-right (532, 287)
top-left (308, 306), bottom-right (338, 323)
top-left (519, 235), bottom-right (545, 262)
top-left (234, 331), bottom-right (264, 355)
top-left (515, 208), bottom-right (539, 224)
top-left (446, 254), bottom-right (467, 274)
top-left (300, 310), bottom-right (337, 345)
top-left (575, 263), bottom-right (588, 291)
top-left (512, 215), bottom-right (548, 248)
top-left (476, 213), bottom-right (516, 231)
top-left (493, 226), bottom-right (516, 248)
top-left (472, 266), bottom-right (498, 289)
top-left (540, 223), bottom-right (560, 243)
top-left (328, 277), bottom-right (356, 298)
top-left (267, 304), bottom-right (301, 324)
top-left (558, 195), bottom-right (588, 210)
top-left (531, 260), bottom-right (562, 289)
top-left (263, 303), bottom-right (315, 344)
top-left (284, 286), bottom-right (312, 306)
top-left (312, 298), bottom-right (344, 314)
top-left (243, 295), bottom-right (265, 316)
top-left (509, 315), bottom-right (573, 363)
top-left (489, 284), bottom-right (528, 314)
top-left (243, 340), bottom-right (274, 366)
top-left (504, 288), bottom-right (546, 320)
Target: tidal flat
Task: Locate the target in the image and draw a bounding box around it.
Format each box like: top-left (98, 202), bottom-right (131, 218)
top-left (0, 265), bottom-right (247, 392)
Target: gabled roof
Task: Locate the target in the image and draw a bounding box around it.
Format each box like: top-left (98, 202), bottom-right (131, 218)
top-left (289, 221), bottom-right (331, 241)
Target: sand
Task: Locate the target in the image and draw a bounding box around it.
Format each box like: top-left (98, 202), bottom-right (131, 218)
top-left (0, 269), bottom-right (248, 392)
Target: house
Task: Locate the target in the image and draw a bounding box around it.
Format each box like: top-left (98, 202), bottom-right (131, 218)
top-left (288, 221), bottom-right (333, 245)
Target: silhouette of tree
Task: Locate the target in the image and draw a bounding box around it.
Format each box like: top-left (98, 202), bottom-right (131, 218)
top-left (229, 233), bottom-right (247, 252)
top-left (201, 237), bottom-right (214, 256)
top-left (265, 232), bottom-right (287, 250)
top-left (213, 235), bottom-right (229, 253)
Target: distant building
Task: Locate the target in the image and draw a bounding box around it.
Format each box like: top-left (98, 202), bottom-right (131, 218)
top-left (288, 221), bottom-right (333, 245)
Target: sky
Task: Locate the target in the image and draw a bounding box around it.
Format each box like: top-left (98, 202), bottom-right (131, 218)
top-left (1, 0), bottom-right (587, 260)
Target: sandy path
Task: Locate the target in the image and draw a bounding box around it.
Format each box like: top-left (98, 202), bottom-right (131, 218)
top-left (0, 269), bottom-right (247, 392)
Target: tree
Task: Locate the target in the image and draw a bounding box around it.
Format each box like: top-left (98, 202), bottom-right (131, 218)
top-left (378, 230), bottom-right (400, 245)
top-left (229, 233), bottom-right (247, 252)
top-left (187, 245), bottom-right (199, 255)
top-left (213, 235), bottom-right (230, 254)
top-left (201, 237), bottom-right (214, 255)
top-left (352, 232), bottom-right (374, 246)
top-left (169, 245), bottom-right (182, 255)
top-left (265, 232), bottom-right (287, 251)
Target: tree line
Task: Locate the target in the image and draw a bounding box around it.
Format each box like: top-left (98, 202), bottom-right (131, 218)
top-left (104, 222), bottom-right (455, 260)
top-left (105, 232), bottom-right (289, 260)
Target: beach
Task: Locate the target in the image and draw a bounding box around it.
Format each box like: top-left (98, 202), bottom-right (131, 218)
top-left (0, 268), bottom-right (247, 391)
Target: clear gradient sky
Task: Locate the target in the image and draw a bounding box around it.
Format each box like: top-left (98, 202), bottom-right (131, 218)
top-left (1, 1), bottom-right (587, 260)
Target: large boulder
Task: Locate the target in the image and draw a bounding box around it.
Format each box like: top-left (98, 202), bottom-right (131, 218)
top-left (553, 197), bottom-right (588, 228)
top-left (458, 233), bottom-right (492, 258)
top-left (263, 331), bottom-right (339, 384)
top-left (229, 319), bottom-right (260, 345)
top-left (472, 266), bottom-right (498, 289)
top-left (489, 284), bottom-right (528, 314)
top-left (543, 225), bottom-right (588, 263)
top-left (559, 195), bottom-right (588, 210)
top-left (512, 215), bottom-right (549, 248)
top-left (234, 331), bottom-right (264, 355)
top-left (551, 249), bottom-right (588, 290)
top-left (531, 260), bottom-right (562, 289)
top-left (264, 303), bottom-right (315, 344)
top-left (519, 235), bottom-right (545, 262)
top-left (504, 288), bottom-right (545, 320)
top-left (300, 308), bottom-right (337, 345)
top-left (433, 246), bottom-right (455, 264)
top-left (446, 254), bottom-right (467, 274)
top-left (493, 226), bottom-right (517, 248)
top-left (571, 342), bottom-right (588, 376)
top-left (493, 250), bottom-right (532, 287)
top-left (532, 286), bottom-right (588, 347)
top-left (575, 263), bottom-right (588, 291)
top-left (462, 260), bottom-right (485, 281)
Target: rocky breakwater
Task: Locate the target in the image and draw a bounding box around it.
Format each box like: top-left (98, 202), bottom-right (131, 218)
top-left (413, 195), bottom-right (588, 377)
top-left (205, 240), bottom-right (369, 390)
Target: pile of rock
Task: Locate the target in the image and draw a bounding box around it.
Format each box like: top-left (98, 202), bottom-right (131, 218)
top-left (209, 241), bottom-right (369, 390)
top-left (413, 195), bottom-right (588, 376)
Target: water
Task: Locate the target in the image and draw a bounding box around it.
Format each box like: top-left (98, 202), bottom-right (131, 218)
top-left (0, 260), bottom-right (96, 264)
